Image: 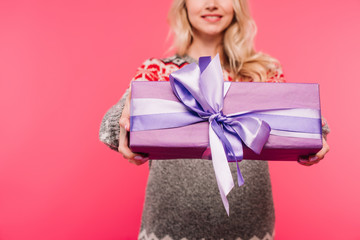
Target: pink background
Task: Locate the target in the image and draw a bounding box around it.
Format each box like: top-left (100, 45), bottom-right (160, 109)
top-left (0, 0), bottom-right (359, 239)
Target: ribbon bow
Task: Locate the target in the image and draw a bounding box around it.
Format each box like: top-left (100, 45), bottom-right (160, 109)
top-left (169, 54), bottom-right (271, 215)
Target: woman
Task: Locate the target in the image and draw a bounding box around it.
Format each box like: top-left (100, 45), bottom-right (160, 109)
top-left (99, 0), bottom-right (330, 239)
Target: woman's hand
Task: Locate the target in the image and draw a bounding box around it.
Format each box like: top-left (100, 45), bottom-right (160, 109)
top-left (297, 118), bottom-right (330, 166)
top-left (118, 89), bottom-right (149, 165)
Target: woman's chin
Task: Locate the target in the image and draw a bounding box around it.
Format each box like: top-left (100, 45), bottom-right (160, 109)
top-left (194, 29), bottom-right (226, 39)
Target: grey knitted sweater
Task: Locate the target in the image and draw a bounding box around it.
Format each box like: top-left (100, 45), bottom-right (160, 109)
top-left (99, 55), bottom-right (330, 240)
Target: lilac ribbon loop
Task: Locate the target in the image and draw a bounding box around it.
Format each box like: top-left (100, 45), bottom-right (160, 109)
top-left (169, 54), bottom-right (271, 215)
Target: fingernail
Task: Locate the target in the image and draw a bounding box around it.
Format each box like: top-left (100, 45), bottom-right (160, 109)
top-left (298, 157), bottom-right (308, 163)
top-left (125, 125), bottom-right (128, 131)
top-left (309, 156), bottom-right (319, 162)
top-left (134, 155), bottom-right (148, 160)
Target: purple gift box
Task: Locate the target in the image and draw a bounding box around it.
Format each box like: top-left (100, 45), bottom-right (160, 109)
top-left (129, 55), bottom-right (323, 215)
top-left (129, 80), bottom-right (322, 161)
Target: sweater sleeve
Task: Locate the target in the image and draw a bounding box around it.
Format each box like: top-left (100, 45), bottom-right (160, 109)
top-left (99, 89), bottom-right (130, 151)
top-left (98, 58), bottom-right (163, 152)
top-left (322, 117), bottom-right (330, 140)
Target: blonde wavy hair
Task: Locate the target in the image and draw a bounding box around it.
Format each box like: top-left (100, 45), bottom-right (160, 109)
top-left (167, 0), bottom-right (281, 82)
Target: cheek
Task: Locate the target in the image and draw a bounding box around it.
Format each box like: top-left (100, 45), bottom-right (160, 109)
top-left (224, 10), bottom-right (234, 25)
top-left (185, 2), bottom-right (202, 25)
top-left (222, 1), bottom-right (234, 19)
top-left (186, 12), bottom-right (197, 28)
top-left (185, 0), bottom-right (202, 16)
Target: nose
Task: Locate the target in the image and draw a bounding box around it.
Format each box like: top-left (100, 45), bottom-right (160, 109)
top-left (205, 0), bottom-right (218, 11)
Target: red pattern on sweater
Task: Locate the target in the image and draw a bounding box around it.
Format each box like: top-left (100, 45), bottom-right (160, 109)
top-left (131, 57), bottom-right (285, 83)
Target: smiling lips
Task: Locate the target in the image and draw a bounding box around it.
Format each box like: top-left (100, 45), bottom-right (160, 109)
top-left (201, 14), bottom-right (222, 23)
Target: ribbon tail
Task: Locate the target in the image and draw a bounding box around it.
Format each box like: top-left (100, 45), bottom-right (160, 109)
top-left (209, 121), bottom-right (234, 216)
top-left (236, 159), bottom-right (244, 186)
top-left (221, 125), bottom-right (245, 187)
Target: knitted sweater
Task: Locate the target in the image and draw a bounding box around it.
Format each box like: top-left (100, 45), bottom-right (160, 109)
top-left (99, 55), bottom-right (330, 240)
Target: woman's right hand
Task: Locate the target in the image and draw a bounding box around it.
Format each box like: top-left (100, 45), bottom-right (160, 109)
top-left (118, 89), bottom-right (149, 165)
top-left (297, 117), bottom-right (330, 166)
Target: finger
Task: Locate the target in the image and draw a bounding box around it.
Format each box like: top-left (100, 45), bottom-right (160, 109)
top-left (301, 155), bottom-right (321, 166)
top-left (123, 87), bottom-right (131, 117)
top-left (321, 117), bottom-right (325, 127)
top-left (118, 124), bottom-right (149, 162)
top-left (314, 137), bottom-right (330, 160)
top-left (128, 158), bottom-right (149, 166)
top-left (298, 156), bottom-right (319, 166)
top-left (118, 125), bottom-right (130, 154)
top-left (297, 161), bottom-right (312, 166)
top-left (303, 137), bottom-right (329, 164)
top-left (119, 141), bottom-right (148, 161)
top-left (298, 159), bottom-right (314, 166)
top-left (119, 88), bottom-right (132, 131)
top-left (126, 86), bottom-right (132, 104)
top-left (119, 116), bottom-right (130, 132)
top-left (118, 124), bottom-right (126, 151)
top-left (118, 128), bottom-right (137, 159)
top-left (298, 160), bottom-right (317, 167)
top-left (122, 95), bottom-right (131, 118)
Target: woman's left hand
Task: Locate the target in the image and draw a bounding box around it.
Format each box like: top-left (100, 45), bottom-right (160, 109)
top-left (298, 136), bottom-right (330, 166)
top-left (297, 118), bottom-right (330, 166)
